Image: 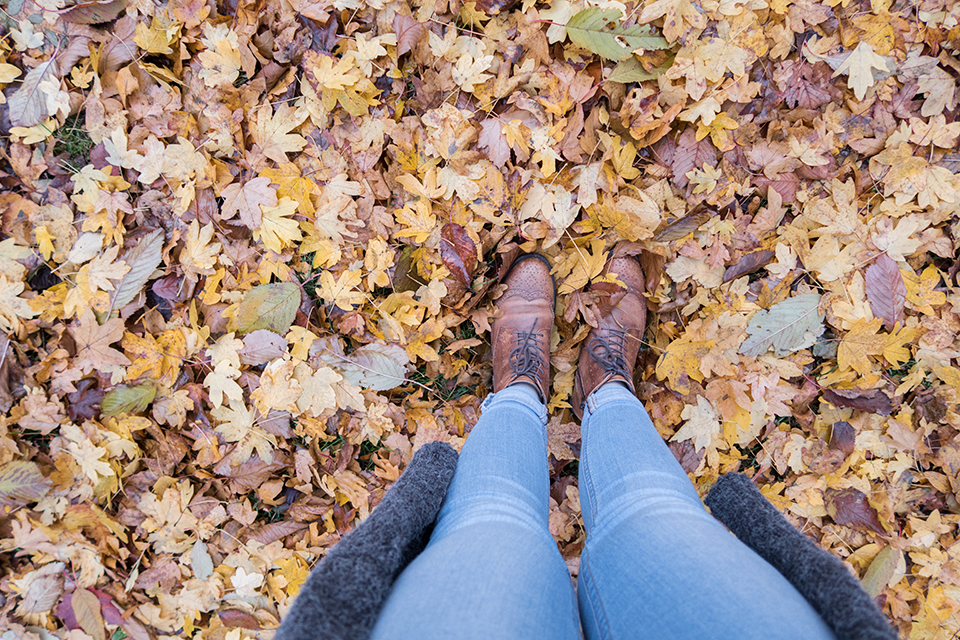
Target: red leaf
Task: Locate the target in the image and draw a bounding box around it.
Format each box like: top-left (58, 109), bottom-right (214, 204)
top-left (865, 254), bottom-right (906, 331)
top-left (473, 0), bottom-right (520, 14)
top-left (723, 250), bottom-right (775, 283)
top-left (393, 14), bottom-right (424, 58)
top-left (824, 487), bottom-right (886, 534)
top-left (219, 609), bottom-right (263, 629)
top-left (440, 223), bottom-right (477, 287)
top-left (822, 388), bottom-right (894, 415)
top-left (246, 520), bottom-right (307, 545)
top-left (152, 274), bottom-right (187, 301)
top-left (828, 421), bottom-right (856, 457)
top-left (671, 128), bottom-right (717, 189)
top-left (753, 173), bottom-right (800, 203)
top-left (669, 439), bottom-right (704, 474)
top-left (66, 378), bottom-right (103, 422)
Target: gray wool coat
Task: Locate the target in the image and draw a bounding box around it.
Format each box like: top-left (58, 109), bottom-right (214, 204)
top-left (275, 442), bottom-right (898, 640)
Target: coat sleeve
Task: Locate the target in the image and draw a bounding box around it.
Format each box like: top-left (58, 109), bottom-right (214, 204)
top-left (275, 441), bottom-right (459, 640)
top-left (704, 473), bottom-right (899, 640)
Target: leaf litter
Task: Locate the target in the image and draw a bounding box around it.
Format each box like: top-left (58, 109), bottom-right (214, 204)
top-left (0, 0), bottom-right (958, 637)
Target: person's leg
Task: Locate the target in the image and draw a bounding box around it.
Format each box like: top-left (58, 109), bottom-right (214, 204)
top-left (371, 385), bottom-right (580, 640)
top-left (576, 383), bottom-right (836, 640)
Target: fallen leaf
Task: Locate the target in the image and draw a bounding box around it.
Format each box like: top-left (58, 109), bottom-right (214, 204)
top-left (739, 294), bottom-right (824, 357)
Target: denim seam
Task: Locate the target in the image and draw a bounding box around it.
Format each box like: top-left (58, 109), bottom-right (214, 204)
top-left (580, 550), bottom-right (613, 640)
top-left (580, 451), bottom-right (599, 535)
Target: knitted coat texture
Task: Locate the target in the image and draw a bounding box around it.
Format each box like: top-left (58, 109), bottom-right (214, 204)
top-left (705, 473), bottom-right (899, 640)
top-left (275, 441), bottom-right (458, 640)
top-left (277, 448), bottom-right (898, 640)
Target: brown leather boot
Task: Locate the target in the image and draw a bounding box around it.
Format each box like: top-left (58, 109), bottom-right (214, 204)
top-left (571, 255), bottom-right (647, 420)
top-left (491, 253), bottom-right (555, 403)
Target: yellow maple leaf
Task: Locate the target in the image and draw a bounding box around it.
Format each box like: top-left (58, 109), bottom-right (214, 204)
top-left (34, 226), bottom-right (54, 261)
top-left (252, 359), bottom-right (303, 415)
top-left (556, 238), bottom-right (607, 295)
top-left (197, 23), bottom-right (242, 87)
top-left (394, 200), bottom-right (437, 244)
top-left (672, 396), bottom-right (720, 452)
top-left (212, 400), bottom-right (278, 465)
top-left (123, 330), bottom-right (186, 386)
top-left (71, 311), bottom-right (131, 374)
top-left (180, 221), bottom-right (221, 280)
top-left (696, 112), bottom-right (739, 151)
top-left (253, 104), bottom-right (308, 165)
top-left (655, 336), bottom-right (715, 395)
top-left (134, 16), bottom-right (179, 55)
top-left (597, 192), bottom-right (661, 242)
top-left (832, 42), bottom-right (893, 101)
top-left (882, 326), bottom-right (920, 368)
top-left (256, 197), bottom-right (302, 254)
top-left (205, 361), bottom-right (244, 409)
top-left (903, 265), bottom-right (946, 315)
top-left (405, 319), bottom-right (445, 362)
top-left (286, 326), bottom-right (318, 361)
top-left (261, 164), bottom-right (318, 217)
top-left (294, 362), bottom-right (341, 417)
top-left (0, 274), bottom-right (37, 332)
top-left (837, 318), bottom-right (883, 375)
top-left (318, 269), bottom-right (365, 311)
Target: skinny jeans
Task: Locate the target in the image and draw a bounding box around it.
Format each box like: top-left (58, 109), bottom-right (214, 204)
top-left (370, 384), bottom-right (836, 640)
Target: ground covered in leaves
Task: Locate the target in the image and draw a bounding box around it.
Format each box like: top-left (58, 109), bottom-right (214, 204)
top-left (0, 0), bottom-right (958, 636)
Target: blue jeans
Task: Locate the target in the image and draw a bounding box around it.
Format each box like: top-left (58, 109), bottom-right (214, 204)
top-left (371, 385), bottom-right (836, 640)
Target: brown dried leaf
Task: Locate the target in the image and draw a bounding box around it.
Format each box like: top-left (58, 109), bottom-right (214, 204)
top-left (71, 588), bottom-right (106, 640)
top-left (824, 487), bottom-right (886, 534)
top-left (865, 254), bottom-right (907, 331)
top-left (440, 223), bottom-right (477, 287)
top-left (723, 250), bottom-right (775, 283)
top-left (822, 388), bottom-right (894, 416)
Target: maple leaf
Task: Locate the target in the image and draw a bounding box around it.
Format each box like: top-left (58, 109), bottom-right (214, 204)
top-left (903, 265), bottom-right (946, 315)
top-left (394, 201), bottom-right (437, 244)
top-left (832, 42), bottom-right (894, 101)
top-left (253, 104), bottom-right (308, 165)
top-left (672, 396), bottom-right (720, 453)
top-left (261, 164), bottom-right (317, 217)
top-left (205, 361), bottom-right (244, 409)
top-left (318, 270), bottom-right (365, 311)
top-left (838, 318), bottom-right (884, 376)
top-left (0, 275), bottom-right (37, 332)
top-left (656, 337), bottom-right (714, 395)
top-left (71, 311), bottom-right (131, 374)
top-left (252, 359), bottom-right (302, 415)
top-left (221, 177), bottom-right (279, 229)
top-left (882, 326), bottom-right (920, 368)
top-left (256, 197), bottom-right (302, 254)
top-left (639, 0), bottom-right (707, 43)
top-left (198, 23), bottom-right (242, 87)
top-left (294, 362), bottom-right (342, 417)
top-left (180, 221), bottom-right (221, 280)
top-left (212, 401), bottom-right (278, 465)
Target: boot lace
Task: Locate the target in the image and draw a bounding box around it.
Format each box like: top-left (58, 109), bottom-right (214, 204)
top-left (587, 329), bottom-right (630, 378)
top-left (509, 319), bottom-right (546, 382)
